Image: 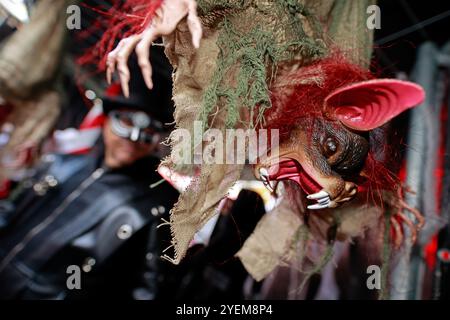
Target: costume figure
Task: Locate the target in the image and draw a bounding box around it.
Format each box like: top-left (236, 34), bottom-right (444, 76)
top-left (96, 0), bottom-right (426, 286)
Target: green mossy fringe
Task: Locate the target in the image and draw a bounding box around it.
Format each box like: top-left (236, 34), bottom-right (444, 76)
top-left (298, 243), bottom-right (334, 294)
top-left (290, 224), bottom-right (310, 269)
top-left (198, 0), bottom-right (326, 132)
top-left (287, 211), bottom-right (394, 298)
top-left (201, 19), bottom-right (276, 130)
top-left (289, 224), bottom-right (335, 295)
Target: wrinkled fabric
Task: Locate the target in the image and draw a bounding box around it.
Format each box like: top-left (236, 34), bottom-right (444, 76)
top-left (0, 0), bottom-right (72, 99)
top-left (236, 198), bottom-right (304, 281)
top-left (160, 0), bottom-right (376, 274)
top-left (0, 0), bottom-right (74, 179)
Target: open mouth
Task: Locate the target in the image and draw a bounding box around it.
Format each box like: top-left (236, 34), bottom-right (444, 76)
top-left (257, 158), bottom-right (333, 210)
top-left (258, 158), bottom-right (322, 195)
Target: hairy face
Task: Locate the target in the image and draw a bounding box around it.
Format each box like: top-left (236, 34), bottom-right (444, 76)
top-left (255, 117), bottom-right (369, 208)
top-left (254, 63), bottom-right (424, 210)
top-left (305, 118), bottom-right (369, 180)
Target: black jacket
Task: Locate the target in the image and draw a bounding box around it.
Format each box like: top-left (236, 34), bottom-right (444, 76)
top-left (0, 147), bottom-right (179, 299)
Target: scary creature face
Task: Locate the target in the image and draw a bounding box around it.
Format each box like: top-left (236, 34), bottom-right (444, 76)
top-left (255, 117), bottom-right (368, 209)
top-left (255, 78), bottom-right (425, 210)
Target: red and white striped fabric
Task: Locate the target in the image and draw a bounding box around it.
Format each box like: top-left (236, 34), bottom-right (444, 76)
top-left (53, 103), bottom-right (106, 155)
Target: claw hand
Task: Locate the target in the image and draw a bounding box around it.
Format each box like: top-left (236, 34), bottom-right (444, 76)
top-left (106, 0), bottom-right (203, 97)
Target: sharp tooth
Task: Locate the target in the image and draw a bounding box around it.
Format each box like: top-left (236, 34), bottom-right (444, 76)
top-left (263, 180), bottom-right (274, 193)
top-left (317, 197), bottom-right (330, 205)
top-left (307, 190), bottom-right (329, 200)
top-left (271, 180), bottom-right (279, 193)
top-left (307, 203), bottom-right (329, 210)
top-left (259, 167), bottom-right (278, 194)
top-left (259, 167), bottom-right (269, 179)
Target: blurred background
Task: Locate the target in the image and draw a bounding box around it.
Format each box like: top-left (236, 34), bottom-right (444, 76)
top-left (0, 0), bottom-right (449, 300)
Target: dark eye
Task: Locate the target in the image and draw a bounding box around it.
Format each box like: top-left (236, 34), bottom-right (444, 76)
top-left (323, 137), bottom-right (338, 157)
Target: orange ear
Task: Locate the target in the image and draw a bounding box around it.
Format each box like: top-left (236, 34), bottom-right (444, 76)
top-left (325, 79), bottom-right (425, 131)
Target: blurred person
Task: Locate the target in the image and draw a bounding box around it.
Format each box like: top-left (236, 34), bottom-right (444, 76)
top-left (0, 53), bottom-right (179, 300)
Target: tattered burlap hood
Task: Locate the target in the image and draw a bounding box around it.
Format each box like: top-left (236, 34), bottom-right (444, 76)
top-left (160, 0), bottom-right (375, 278)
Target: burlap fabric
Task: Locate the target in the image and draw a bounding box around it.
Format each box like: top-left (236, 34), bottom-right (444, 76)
top-left (161, 0), bottom-right (376, 278)
top-left (0, 0), bottom-right (72, 179)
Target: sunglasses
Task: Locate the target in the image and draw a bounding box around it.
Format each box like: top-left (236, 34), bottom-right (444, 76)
top-left (109, 111), bottom-right (163, 143)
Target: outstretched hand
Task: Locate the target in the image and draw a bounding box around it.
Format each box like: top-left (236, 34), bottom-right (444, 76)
top-left (106, 0), bottom-right (202, 97)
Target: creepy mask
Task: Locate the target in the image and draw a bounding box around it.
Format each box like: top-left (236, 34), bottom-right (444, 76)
top-left (255, 61), bottom-right (425, 210)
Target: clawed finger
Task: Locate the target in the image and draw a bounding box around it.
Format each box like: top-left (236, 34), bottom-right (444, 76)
top-left (105, 0), bottom-right (203, 96)
top-left (106, 35), bottom-right (142, 97)
top-left (186, 0), bottom-right (202, 48)
top-left (136, 28), bottom-right (157, 90)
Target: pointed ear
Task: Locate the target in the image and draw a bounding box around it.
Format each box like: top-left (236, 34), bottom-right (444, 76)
top-left (325, 79), bottom-right (425, 131)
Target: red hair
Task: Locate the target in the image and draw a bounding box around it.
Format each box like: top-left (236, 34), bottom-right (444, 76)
top-left (264, 55), bottom-right (402, 205)
top-left (77, 0), bottom-right (163, 70)
top-left (263, 54), bottom-right (374, 140)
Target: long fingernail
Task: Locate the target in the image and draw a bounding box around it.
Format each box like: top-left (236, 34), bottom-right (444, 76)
top-left (122, 83), bottom-right (129, 98)
top-left (193, 37), bottom-right (200, 49)
top-left (146, 79), bottom-right (153, 90)
top-left (143, 72), bottom-right (153, 90)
